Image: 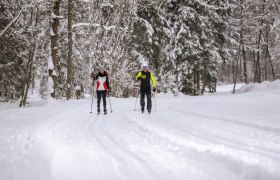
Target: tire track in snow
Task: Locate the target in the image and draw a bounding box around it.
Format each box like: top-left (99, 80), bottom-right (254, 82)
top-left (9, 104), bottom-right (90, 180)
top-left (84, 115), bottom-right (127, 180)
top-left (85, 114), bottom-right (158, 180)
top-left (124, 112), bottom-right (280, 180)
top-left (123, 112), bottom-right (228, 179)
top-left (153, 111), bottom-right (280, 159)
top-left (123, 112), bottom-right (241, 180)
top-left (48, 107), bottom-right (126, 180)
top-left (104, 112), bottom-right (204, 179)
top-left (100, 113), bottom-right (169, 179)
top-left (167, 104), bottom-right (280, 133)
top-left (165, 105), bottom-right (280, 156)
top-left (14, 104), bottom-right (88, 159)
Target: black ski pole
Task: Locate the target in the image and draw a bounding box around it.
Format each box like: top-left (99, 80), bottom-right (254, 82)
top-left (90, 87), bottom-right (94, 113)
top-left (153, 92), bottom-right (157, 111)
top-left (134, 91), bottom-right (139, 111)
top-left (108, 92), bottom-right (113, 113)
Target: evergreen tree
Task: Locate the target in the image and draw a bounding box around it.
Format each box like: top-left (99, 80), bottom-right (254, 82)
top-left (1, 0), bottom-right (280, 102)
top-left (167, 0), bottom-right (231, 95)
top-left (0, 1), bottom-right (26, 102)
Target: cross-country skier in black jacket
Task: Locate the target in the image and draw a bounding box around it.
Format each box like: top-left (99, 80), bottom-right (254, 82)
top-left (136, 63), bottom-right (157, 114)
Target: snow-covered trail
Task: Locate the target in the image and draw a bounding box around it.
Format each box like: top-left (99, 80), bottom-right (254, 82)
top-left (1, 84), bottom-right (280, 180)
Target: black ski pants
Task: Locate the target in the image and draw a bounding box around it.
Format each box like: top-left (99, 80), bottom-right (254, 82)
top-left (140, 87), bottom-right (152, 111)
top-left (97, 90), bottom-right (107, 110)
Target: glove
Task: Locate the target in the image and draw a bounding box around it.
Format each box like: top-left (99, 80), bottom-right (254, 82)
top-left (107, 89), bottom-right (111, 94)
top-left (136, 77), bottom-right (140, 81)
top-left (153, 88), bottom-right (156, 93)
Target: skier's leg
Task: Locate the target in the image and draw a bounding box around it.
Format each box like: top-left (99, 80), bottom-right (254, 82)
top-left (97, 91), bottom-right (101, 113)
top-left (140, 90), bottom-right (145, 112)
top-left (147, 88), bottom-right (152, 113)
top-left (102, 91), bottom-right (107, 113)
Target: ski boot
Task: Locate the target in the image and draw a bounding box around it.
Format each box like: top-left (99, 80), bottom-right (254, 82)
top-left (104, 109), bottom-right (107, 115)
top-left (97, 107), bottom-right (100, 115)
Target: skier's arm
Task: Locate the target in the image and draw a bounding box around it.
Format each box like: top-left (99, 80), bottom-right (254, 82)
top-left (91, 73), bottom-right (97, 86)
top-left (93, 73), bottom-right (98, 80)
top-left (151, 72), bottom-right (156, 88)
top-left (136, 72), bottom-right (142, 80)
top-left (106, 75), bottom-right (111, 90)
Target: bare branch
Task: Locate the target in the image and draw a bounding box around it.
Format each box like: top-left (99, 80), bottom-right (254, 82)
top-left (0, 7), bottom-right (24, 37)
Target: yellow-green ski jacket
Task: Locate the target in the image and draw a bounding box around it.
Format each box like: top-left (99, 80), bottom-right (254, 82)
top-left (136, 71), bottom-right (156, 89)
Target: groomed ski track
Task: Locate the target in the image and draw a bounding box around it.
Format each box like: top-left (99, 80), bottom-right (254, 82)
top-left (1, 89), bottom-right (280, 180)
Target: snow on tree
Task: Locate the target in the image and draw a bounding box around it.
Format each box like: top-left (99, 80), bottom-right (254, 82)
top-left (1, 0), bottom-right (280, 103)
top-left (131, 0), bottom-right (232, 95)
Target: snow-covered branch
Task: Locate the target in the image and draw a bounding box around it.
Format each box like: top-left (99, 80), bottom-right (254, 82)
top-left (51, 12), bottom-right (63, 19)
top-left (72, 23), bottom-right (115, 31)
top-left (0, 62), bottom-right (15, 68)
top-left (72, 22), bottom-right (100, 29)
top-left (100, 2), bottom-right (113, 8)
top-left (0, 7), bottom-right (24, 37)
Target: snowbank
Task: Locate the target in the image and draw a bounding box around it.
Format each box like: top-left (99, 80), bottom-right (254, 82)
top-left (238, 80), bottom-right (280, 93)
top-left (216, 83), bottom-right (244, 93)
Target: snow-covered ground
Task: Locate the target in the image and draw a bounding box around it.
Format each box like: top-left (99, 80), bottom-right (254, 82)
top-left (1, 81), bottom-right (280, 180)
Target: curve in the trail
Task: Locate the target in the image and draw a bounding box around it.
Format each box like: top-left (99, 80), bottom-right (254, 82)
top-left (6, 94), bottom-right (280, 180)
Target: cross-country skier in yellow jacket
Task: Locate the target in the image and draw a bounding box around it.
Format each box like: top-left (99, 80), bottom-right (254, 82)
top-left (136, 63), bottom-right (156, 114)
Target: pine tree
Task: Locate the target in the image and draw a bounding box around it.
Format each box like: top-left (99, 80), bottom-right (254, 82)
top-left (164, 0), bottom-right (231, 95)
top-left (130, 1), bottom-right (172, 93)
top-left (0, 1), bottom-right (26, 102)
top-left (49, 0), bottom-right (63, 99)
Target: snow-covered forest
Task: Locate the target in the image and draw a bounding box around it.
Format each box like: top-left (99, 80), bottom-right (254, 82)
top-left (1, 1), bottom-right (280, 179)
top-left (1, 0), bottom-right (279, 103)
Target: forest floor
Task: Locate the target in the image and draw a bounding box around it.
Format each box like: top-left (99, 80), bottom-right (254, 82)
top-left (1, 81), bottom-right (280, 180)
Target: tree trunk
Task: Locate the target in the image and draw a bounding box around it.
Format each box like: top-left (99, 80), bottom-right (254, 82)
top-left (66, 0), bottom-right (73, 100)
top-left (265, 22), bottom-right (276, 80)
top-left (254, 0), bottom-right (267, 83)
top-left (253, 50), bottom-right (257, 83)
top-left (267, 47), bottom-right (276, 80)
top-left (192, 64), bottom-right (200, 96)
top-left (201, 70), bottom-right (207, 95)
top-left (193, 69), bottom-right (196, 96)
top-left (265, 43), bottom-right (268, 81)
top-left (255, 43), bottom-right (262, 83)
top-left (196, 65), bottom-right (200, 95)
top-left (254, 28), bottom-right (263, 83)
top-left (22, 42), bottom-right (37, 106)
top-left (233, 43), bottom-right (241, 94)
top-left (19, 7), bottom-right (39, 107)
top-left (239, 0), bottom-right (248, 84)
top-left (241, 40), bottom-right (247, 84)
top-left (50, 0), bottom-right (62, 99)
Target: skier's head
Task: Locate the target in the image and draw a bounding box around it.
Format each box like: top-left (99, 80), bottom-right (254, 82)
top-left (99, 67), bottom-right (105, 74)
top-left (142, 63), bottom-right (148, 71)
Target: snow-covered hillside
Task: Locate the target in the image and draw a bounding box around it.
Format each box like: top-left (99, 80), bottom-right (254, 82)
top-left (1, 82), bottom-right (280, 180)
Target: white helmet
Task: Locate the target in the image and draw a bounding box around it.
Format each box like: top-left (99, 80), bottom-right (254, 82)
top-left (142, 62), bottom-right (148, 68)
